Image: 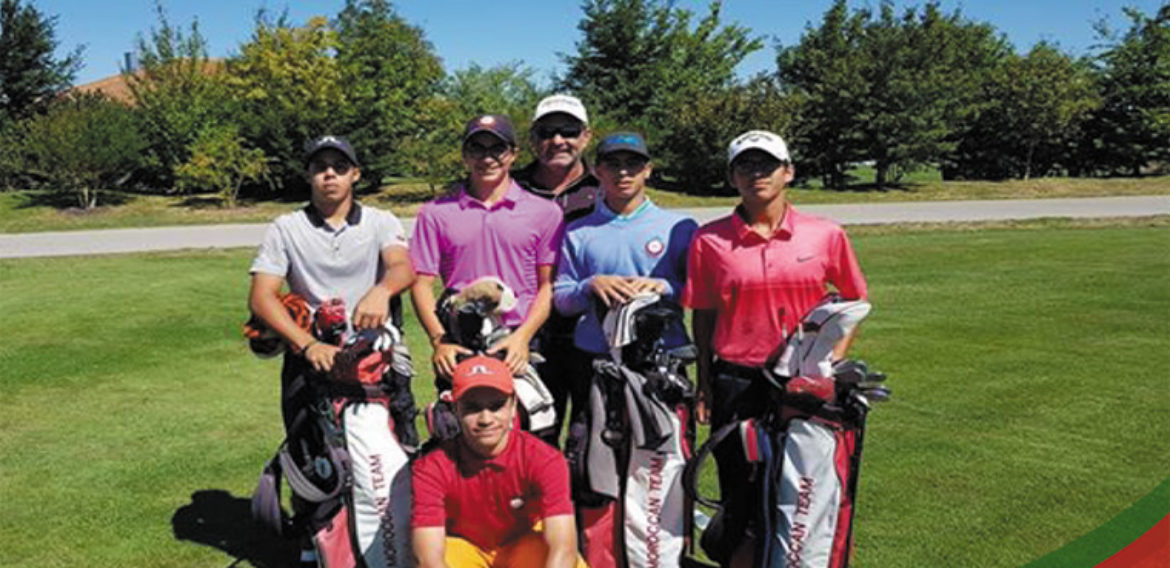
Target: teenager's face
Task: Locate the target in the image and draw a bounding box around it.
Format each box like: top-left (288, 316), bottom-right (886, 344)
top-left (530, 114), bottom-right (590, 170)
top-left (307, 149), bottom-right (360, 205)
top-left (729, 150), bottom-right (793, 205)
top-left (596, 151), bottom-right (652, 204)
top-left (462, 132), bottom-right (515, 187)
top-left (457, 387), bottom-right (516, 456)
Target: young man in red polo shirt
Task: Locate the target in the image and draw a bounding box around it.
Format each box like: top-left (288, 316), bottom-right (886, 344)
top-left (410, 355), bottom-right (586, 568)
top-left (684, 130), bottom-right (868, 567)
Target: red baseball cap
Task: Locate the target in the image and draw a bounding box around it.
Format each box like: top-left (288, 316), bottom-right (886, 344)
top-left (452, 356), bottom-right (514, 400)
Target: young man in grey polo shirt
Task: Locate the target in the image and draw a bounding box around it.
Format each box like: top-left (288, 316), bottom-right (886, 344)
top-left (248, 135), bottom-right (417, 431)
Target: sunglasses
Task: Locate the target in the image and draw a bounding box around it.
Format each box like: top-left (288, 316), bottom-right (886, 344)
top-left (309, 159), bottom-right (354, 175)
top-left (600, 155), bottom-right (649, 173)
top-left (732, 157), bottom-right (783, 175)
top-left (533, 124), bottom-right (584, 140)
top-left (463, 141), bottom-right (512, 160)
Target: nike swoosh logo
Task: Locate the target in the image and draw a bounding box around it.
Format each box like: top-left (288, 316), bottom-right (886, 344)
top-left (797, 254), bottom-right (816, 263)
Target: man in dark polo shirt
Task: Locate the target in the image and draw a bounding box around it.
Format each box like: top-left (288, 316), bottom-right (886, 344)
top-left (511, 94), bottom-right (601, 446)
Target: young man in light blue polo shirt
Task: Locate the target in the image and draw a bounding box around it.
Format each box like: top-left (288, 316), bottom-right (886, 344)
top-left (553, 132), bottom-right (697, 369)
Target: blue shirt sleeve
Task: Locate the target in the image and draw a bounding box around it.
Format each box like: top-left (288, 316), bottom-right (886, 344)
top-left (553, 230), bottom-right (594, 317)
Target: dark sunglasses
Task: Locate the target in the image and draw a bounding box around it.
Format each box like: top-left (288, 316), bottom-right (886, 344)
top-left (463, 141), bottom-right (512, 160)
top-left (309, 159), bottom-right (354, 175)
top-left (600, 155), bottom-right (648, 173)
top-left (732, 157), bottom-right (782, 175)
top-left (533, 124), bottom-right (584, 140)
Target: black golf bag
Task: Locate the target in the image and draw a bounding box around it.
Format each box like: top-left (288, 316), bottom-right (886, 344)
top-left (566, 292), bottom-right (698, 568)
top-left (423, 277), bottom-right (557, 442)
top-left (250, 299), bottom-right (416, 568)
top-left (685, 296), bottom-right (888, 568)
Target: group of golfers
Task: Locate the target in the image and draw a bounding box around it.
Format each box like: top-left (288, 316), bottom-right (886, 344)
top-left (248, 93), bottom-right (868, 568)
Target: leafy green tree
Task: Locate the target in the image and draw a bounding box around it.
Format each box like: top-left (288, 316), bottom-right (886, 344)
top-left (560, 0), bottom-right (762, 185)
top-left (174, 125), bottom-right (269, 207)
top-left (779, 0), bottom-right (1008, 188)
top-left (0, 0), bottom-right (81, 126)
top-left (335, 0), bottom-right (444, 182)
top-left (15, 94), bottom-right (146, 208)
top-left (1090, 4), bottom-right (1170, 175)
top-left (225, 15), bottom-right (344, 191)
top-left (124, 3), bottom-right (231, 189)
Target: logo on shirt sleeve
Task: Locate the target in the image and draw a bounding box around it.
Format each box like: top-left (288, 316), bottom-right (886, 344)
top-left (645, 238), bottom-right (665, 257)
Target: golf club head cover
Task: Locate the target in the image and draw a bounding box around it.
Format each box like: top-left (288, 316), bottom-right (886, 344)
top-left (243, 293), bottom-right (311, 358)
top-left (773, 296), bottom-right (871, 380)
top-left (315, 298), bottom-right (348, 345)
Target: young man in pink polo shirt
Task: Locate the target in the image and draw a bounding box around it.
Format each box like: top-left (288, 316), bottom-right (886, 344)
top-left (409, 115), bottom-right (564, 380)
top-left (410, 356), bottom-right (586, 568)
top-left (683, 130), bottom-right (868, 567)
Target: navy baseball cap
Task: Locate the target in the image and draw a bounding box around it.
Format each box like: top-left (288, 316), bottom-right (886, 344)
top-left (463, 114), bottom-right (517, 147)
top-left (596, 132), bottom-right (650, 160)
top-left (304, 135), bottom-right (360, 167)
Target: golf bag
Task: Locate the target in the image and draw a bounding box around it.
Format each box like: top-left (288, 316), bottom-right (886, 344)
top-left (250, 298), bottom-right (415, 568)
top-left (684, 296), bottom-right (889, 568)
top-left (566, 292), bottom-right (697, 568)
top-left (423, 277), bottom-right (557, 442)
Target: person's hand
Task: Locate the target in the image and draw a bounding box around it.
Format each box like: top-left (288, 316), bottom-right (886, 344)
top-left (487, 332), bottom-right (531, 375)
top-left (352, 287), bottom-right (390, 330)
top-left (304, 341), bottom-right (340, 373)
top-left (627, 277), bottom-right (666, 295)
top-left (694, 385), bottom-right (712, 425)
top-left (589, 275), bottom-right (639, 307)
top-left (432, 341), bottom-right (472, 378)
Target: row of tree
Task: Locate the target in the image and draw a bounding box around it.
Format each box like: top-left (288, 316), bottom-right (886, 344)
top-left (0, 0), bottom-right (1167, 208)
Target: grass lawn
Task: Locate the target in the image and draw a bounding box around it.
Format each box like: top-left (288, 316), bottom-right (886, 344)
top-left (1, 219), bottom-right (1168, 566)
top-left (3, 174), bottom-right (1170, 233)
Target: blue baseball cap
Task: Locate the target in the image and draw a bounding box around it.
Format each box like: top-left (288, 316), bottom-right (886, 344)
top-left (463, 114), bottom-right (517, 147)
top-left (596, 132), bottom-right (650, 160)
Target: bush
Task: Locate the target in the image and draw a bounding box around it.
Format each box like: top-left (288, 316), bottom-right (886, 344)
top-left (174, 125), bottom-right (269, 208)
top-left (13, 93), bottom-right (145, 208)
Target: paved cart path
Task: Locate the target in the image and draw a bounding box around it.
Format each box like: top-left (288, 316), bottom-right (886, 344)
top-left (2, 195), bottom-right (1167, 259)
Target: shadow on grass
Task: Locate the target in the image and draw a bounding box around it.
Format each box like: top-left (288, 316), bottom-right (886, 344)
top-left (172, 489), bottom-right (298, 568)
top-left (14, 190), bottom-right (132, 209)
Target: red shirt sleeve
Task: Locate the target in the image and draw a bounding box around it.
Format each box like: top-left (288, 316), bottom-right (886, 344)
top-left (411, 451), bottom-right (449, 528)
top-left (528, 438), bottom-right (574, 518)
top-left (828, 227), bottom-right (868, 300)
top-left (683, 233), bottom-right (718, 310)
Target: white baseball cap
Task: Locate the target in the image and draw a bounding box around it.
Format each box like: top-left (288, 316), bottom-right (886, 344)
top-left (728, 130), bottom-right (790, 164)
top-left (533, 94), bottom-right (589, 125)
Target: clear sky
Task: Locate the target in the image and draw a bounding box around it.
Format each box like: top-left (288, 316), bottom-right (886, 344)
top-left (37, 0), bottom-right (1166, 87)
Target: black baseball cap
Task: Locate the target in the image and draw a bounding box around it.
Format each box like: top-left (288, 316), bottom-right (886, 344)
top-left (304, 135), bottom-right (360, 167)
top-left (596, 132), bottom-right (650, 160)
top-left (462, 114), bottom-right (517, 147)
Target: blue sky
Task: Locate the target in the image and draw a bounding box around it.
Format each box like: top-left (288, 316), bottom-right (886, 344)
top-left (38, 0), bottom-right (1165, 86)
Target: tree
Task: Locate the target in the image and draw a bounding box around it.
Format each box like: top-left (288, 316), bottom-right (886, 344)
top-left (14, 93), bottom-right (146, 208)
top-left (335, 0), bottom-right (444, 183)
top-left (174, 125), bottom-right (269, 207)
top-left (0, 0), bottom-right (81, 126)
top-left (779, 1), bottom-right (1008, 188)
top-left (124, 3), bottom-right (231, 189)
top-left (560, 0), bottom-right (762, 187)
top-left (225, 15), bottom-right (344, 191)
top-left (1090, 4), bottom-right (1170, 176)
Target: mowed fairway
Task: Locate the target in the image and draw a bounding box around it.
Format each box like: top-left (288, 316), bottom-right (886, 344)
top-left (1, 220), bottom-right (1167, 567)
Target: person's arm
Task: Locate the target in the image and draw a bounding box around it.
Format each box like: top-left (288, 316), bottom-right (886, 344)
top-left (411, 273), bottom-right (471, 378)
top-left (489, 264), bottom-right (554, 374)
top-left (552, 235), bottom-right (593, 317)
top-left (249, 272), bottom-right (339, 372)
top-left (353, 245), bottom-right (416, 330)
top-left (827, 227), bottom-right (868, 360)
top-left (542, 514), bottom-right (579, 568)
top-left (692, 308), bottom-right (717, 425)
top-left (412, 526), bottom-right (449, 568)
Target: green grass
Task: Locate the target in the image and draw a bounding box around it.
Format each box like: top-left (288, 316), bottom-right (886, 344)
top-left (4, 173), bottom-right (1170, 233)
top-left (1, 219), bottom-right (1168, 566)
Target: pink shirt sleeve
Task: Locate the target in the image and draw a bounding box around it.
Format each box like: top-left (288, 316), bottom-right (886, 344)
top-left (536, 206), bottom-right (565, 267)
top-left (828, 228), bottom-right (868, 300)
top-left (531, 442), bottom-right (574, 518)
top-left (410, 453), bottom-right (448, 528)
top-left (409, 205), bottom-right (442, 276)
top-left (683, 234), bottom-right (718, 310)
